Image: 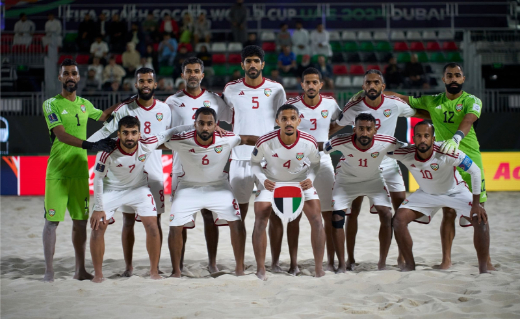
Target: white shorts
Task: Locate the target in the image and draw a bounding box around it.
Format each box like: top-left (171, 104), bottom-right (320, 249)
top-left (102, 186), bottom-right (158, 220)
top-left (400, 185), bottom-right (474, 227)
top-left (229, 159), bottom-right (256, 204)
top-left (169, 172), bottom-right (182, 203)
top-left (313, 152), bottom-right (335, 212)
top-left (169, 182), bottom-right (241, 228)
top-left (380, 156), bottom-right (405, 192)
top-left (255, 182), bottom-right (320, 203)
top-left (332, 176), bottom-right (391, 213)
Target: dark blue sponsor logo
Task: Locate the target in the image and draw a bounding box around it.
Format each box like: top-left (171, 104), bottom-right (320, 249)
top-left (96, 163), bottom-right (105, 172)
top-left (48, 113), bottom-right (58, 123)
top-left (458, 155), bottom-right (473, 171)
top-left (324, 141), bottom-right (332, 152)
top-left (252, 148), bottom-right (258, 156)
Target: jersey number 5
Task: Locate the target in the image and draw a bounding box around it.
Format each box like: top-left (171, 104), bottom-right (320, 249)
top-left (252, 97), bottom-right (259, 109)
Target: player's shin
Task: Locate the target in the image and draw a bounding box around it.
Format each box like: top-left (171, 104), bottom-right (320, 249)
top-left (376, 207), bottom-right (393, 270)
top-left (90, 223), bottom-right (108, 283)
top-left (140, 216), bottom-right (161, 279)
top-left (331, 210), bottom-right (346, 272)
top-left (303, 201), bottom-right (325, 277)
top-left (168, 226), bottom-right (184, 277)
top-left (71, 220), bottom-right (93, 280)
top-left (268, 213), bottom-right (284, 272)
top-left (287, 214), bottom-right (302, 275)
top-left (228, 221), bottom-right (245, 276)
top-left (42, 220), bottom-right (58, 282)
top-left (471, 215), bottom-right (491, 274)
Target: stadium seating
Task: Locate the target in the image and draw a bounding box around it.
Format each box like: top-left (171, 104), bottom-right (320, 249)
top-left (442, 41), bottom-right (459, 51)
top-left (357, 31), bottom-right (372, 41)
top-left (282, 77), bottom-right (298, 88)
top-left (75, 54), bottom-right (90, 65)
top-left (227, 42), bottom-right (243, 52)
top-left (261, 42), bottom-right (276, 52)
top-left (263, 65), bottom-right (275, 77)
top-left (195, 43), bottom-right (210, 52)
top-left (447, 51), bottom-right (463, 62)
top-left (329, 31), bottom-right (341, 41)
top-left (346, 52), bottom-right (361, 63)
top-left (406, 31), bottom-right (422, 41)
top-left (1, 45), bottom-right (9, 53)
top-left (260, 32), bottom-right (275, 41)
top-left (159, 66), bottom-right (173, 76)
top-left (393, 42), bottom-right (409, 52)
top-left (349, 65), bottom-right (365, 75)
top-left (438, 30), bottom-right (454, 40)
top-left (366, 64), bottom-right (381, 71)
top-left (264, 53), bottom-right (278, 64)
top-left (341, 31), bottom-right (357, 41)
top-left (212, 65), bottom-right (227, 76)
top-left (426, 41), bottom-right (441, 51)
top-left (331, 41), bottom-right (342, 53)
top-left (212, 54), bottom-right (226, 64)
top-left (343, 42), bottom-right (358, 52)
top-left (373, 31), bottom-right (388, 41)
top-left (410, 42), bottom-right (426, 51)
top-left (228, 65), bottom-right (244, 76)
top-left (359, 41), bottom-right (375, 52)
top-left (58, 55), bottom-right (73, 64)
top-left (430, 52), bottom-right (446, 62)
top-left (390, 31), bottom-right (406, 41)
top-left (335, 76), bottom-right (352, 88)
top-left (397, 52), bottom-right (411, 63)
top-left (331, 52), bottom-right (345, 63)
top-left (178, 43), bottom-right (193, 52)
top-left (352, 76), bottom-right (364, 86)
top-left (174, 77), bottom-right (184, 88)
top-left (375, 41), bottom-right (392, 52)
top-left (422, 31), bottom-right (437, 40)
top-left (417, 52), bottom-right (429, 62)
top-left (228, 53), bottom-right (242, 64)
top-left (211, 42), bottom-right (227, 52)
top-left (12, 45), bottom-right (26, 53)
top-left (332, 65), bottom-right (348, 75)
top-left (114, 54), bottom-right (123, 64)
top-left (27, 44), bottom-right (43, 53)
top-left (361, 52), bottom-right (378, 63)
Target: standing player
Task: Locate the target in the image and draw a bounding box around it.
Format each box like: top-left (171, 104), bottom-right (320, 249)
top-left (164, 57), bottom-right (232, 274)
top-left (324, 113), bottom-right (407, 271)
top-left (269, 67), bottom-right (342, 274)
top-left (251, 104), bottom-right (325, 280)
top-left (42, 58), bottom-right (117, 282)
top-left (88, 67), bottom-right (172, 276)
top-left (390, 121), bottom-right (490, 274)
top-left (162, 108), bottom-right (258, 277)
top-left (223, 45), bottom-right (286, 226)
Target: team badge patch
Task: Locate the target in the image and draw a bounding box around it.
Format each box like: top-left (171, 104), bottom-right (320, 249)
top-left (296, 152), bottom-right (304, 161)
top-left (324, 141), bottom-right (332, 152)
top-left (48, 209), bottom-right (56, 217)
top-left (203, 100), bottom-right (211, 107)
top-left (169, 214), bottom-right (174, 222)
top-left (95, 163), bottom-right (105, 172)
top-left (272, 184), bottom-right (305, 222)
top-left (321, 110), bottom-right (329, 118)
top-left (456, 104), bottom-right (463, 112)
top-left (371, 152), bottom-right (380, 158)
top-left (402, 199), bottom-right (409, 205)
top-left (252, 148), bottom-right (258, 156)
top-left (156, 113), bottom-right (163, 121)
top-left (430, 163), bottom-right (439, 171)
top-left (331, 200), bottom-right (335, 208)
top-left (138, 154), bottom-right (146, 162)
top-left (214, 145), bottom-right (223, 153)
top-left (383, 109), bottom-right (392, 117)
top-left (47, 113), bottom-right (59, 123)
top-left (80, 105), bottom-right (86, 113)
top-left (264, 88), bottom-right (272, 97)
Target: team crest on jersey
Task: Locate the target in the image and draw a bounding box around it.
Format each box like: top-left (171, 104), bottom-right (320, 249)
top-left (321, 110), bottom-right (329, 118)
top-left (203, 100), bottom-right (211, 107)
top-left (430, 163), bottom-right (439, 171)
top-left (383, 109), bottom-right (392, 117)
top-left (371, 152), bottom-right (380, 158)
top-left (169, 214), bottom-right (174, 222)
top-left (138, 154), bottom-right (146, 162)
top-left (156, 113), bottom-right (163, 121)
top-left (264, 88), bottom-right (272, 97)
top-left (296, 153), bottom-right (304, 161)
top-left (456, 104), bottom-right (463, 112)
top-left (48, 209), bottom-right (56, 217)
top-left (402, 199), bottom-right (409, 205)
top-left (80, 105), bottom-right (86, 113)
top-left (214, 145), bottom-right (223, 153)
top-left (331, 200), bottom-right (335, 208)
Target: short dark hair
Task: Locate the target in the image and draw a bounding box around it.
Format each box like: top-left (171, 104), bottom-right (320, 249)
top-left (241, 45), bottom-right (265, 62)
top-left (135, 67), bottom-right (156, 81)
top-left (20, 13), bottom-right (26, 18)
top-left (365, 69), bottom-right (385, 84)
top-left (443, 62), bottom-right (464, 75)
top-left (60, 58), bottom-right (78, 70)
top-left (194, 107), bottom-right (217, 122)
top-left (182, 57), bottom-right (204, 74)
top-left (118, 116), bottom-right (140, 131)
top-left (276, 104), bottom-right (299, 119)
top-left (354, 112), bottom-right (376, 125)
top-left (301, 67), bottom-right (322, 82)
top-left (413, 120), bottom-right (435, 135)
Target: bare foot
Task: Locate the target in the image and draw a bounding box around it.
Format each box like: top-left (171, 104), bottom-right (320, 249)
top-left (324, 263), bottom-right (336, 272)
top-left (400, 265), bottom-right (415, 272)
top-left (169, 272), bottom-right (181, 278)
top-left (397, 256), bottom-right (406, 270)
top-left (121, 268), bottom-right (133, 277)
top-left (150, 273), bottom-right (163, 280)
top-left (235, 267), bottom-right (245, 276)
top-left (346, 259), bottom-right (355, 271)
top-left (74, 270), bottom-right (94, 281)
top-left (487, 261), bottom-right (496, 271)
top-left (256, 268), bottom-right (267, 281)
top-left (43, 271), bottom-right (54, 283)
top-left (287, 265), bottom-right (300, 276)
top-left (208, 264), bottom-right (219, 274)
top-left (158, 268), bottom-right (164, 275)
top-left (315, 268), bottom-right (326, 278)
top-left (437, 260), bottom-right (452, 270)
top-left (378, 261), bottom-right (387, 270)
top-left (271, 263), bottom-right (283, 273)
top-left (91, 275), bottom-right (105, 283)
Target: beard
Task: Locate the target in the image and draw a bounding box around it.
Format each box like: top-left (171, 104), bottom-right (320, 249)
top-left (417, 143), bottom-right (432, 153)
top-left (445, 82), bottom-right (463, 94)
top-left (63, 81), bottom-right (77, 93)
top-left (186, 77), bottom-right (200, 89)
top-left (138, 87), bottom-right (155, 100)
top-left (365, 89), bottom-right (381, 101)
top-left (357, 136), bottom-right (372, 146)
top-left (122, 139), bottom-right (137, 149)
top-left (197, 131), bottom-right (212, 141)
top-left (305, 90), bottom-right (317, 99)
top-left (246, 67), bottom-right (261, 79)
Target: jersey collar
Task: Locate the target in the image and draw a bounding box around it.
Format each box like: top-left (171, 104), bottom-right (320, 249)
top-left (183, 89), bottom-right (205, 99)
top-left (194, 131), bottom-right (216, 148)
top-left (362, 94), bottom-right (385, 110)
top-left (117, 139), bottom-right (138, 156)
top-left (243, 77), bottom-right (266, 89)
top-left (300, 94), bottom-right (322, 109)
top-left (351, 134), bottom-right (374, 152)
top-left (136, 98), bottom-right (156, 111)
top-left (277, 129), bottom-right (300, 150)
top-left (414, 147), bottom-right (435, 162)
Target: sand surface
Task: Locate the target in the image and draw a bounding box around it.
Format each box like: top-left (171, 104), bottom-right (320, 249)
top-left (2, 192), bottom-right (520, 318)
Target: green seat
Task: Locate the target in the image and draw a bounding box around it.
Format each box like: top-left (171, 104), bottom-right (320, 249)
top-left (359, 41), bottom-right (375, 52)
top-left (311, 54), bottom-right (322, 64)
top-left (228, 65), bottom-right (244, 76)
top-left (430, 52), bottom-right (446, 63)
top-left (343, 41), bottom-right (358, 52)
top-left (265, 53), bottom-right (278, 64)
top-left (296, 55), bottom-right (303, 64)
top-left (331, 41), bottom-right (342, 53)
top-left (417, 52), bottom-right (429, 63)
top-left (64, 33), bottom-right (78, 43)
top-left (213, 65), bottom-right (227, 76)
top-left (375, 41), bottom-right (392, 52)
top-left (263, 65), bottom-right (275, 76)
top-left (397, 52), bottom-right (411, 63)
top-left (446, 51), bottom-right (463, 62)
top-left (158, 66), bottom-right (173, 76)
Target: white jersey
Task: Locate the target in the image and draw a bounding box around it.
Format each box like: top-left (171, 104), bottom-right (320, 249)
top-left (163, 129), bottom-right (241, 185)
top-left (223, 77), bottom-right (286, 160)
top-left (324, 133), bottom-right (406, 183)
top-left (251, 129), bottom-right (321, 183)
top-left (286, 94), bottom-right (342, 143)
top-left (165, 89), bottom-right (232, 173)
top-left (388, 142), bottom-right (476, 195)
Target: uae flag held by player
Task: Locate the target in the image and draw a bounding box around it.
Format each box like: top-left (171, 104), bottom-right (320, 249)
top-left (272, 183), bottom-right (305, 222)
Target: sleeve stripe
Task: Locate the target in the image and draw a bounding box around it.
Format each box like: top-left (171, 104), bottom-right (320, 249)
top-left (255, 134), bottom-right (277, 147)
top-left (342, 99), bottom-right (362, 113)
top-left (300, 136), bottom-right (318, 148)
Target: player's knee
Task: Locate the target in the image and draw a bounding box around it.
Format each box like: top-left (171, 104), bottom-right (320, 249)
top-left (392, 212), bottom-right (408, 229)
top-left (332, 210), bottom-right (346, 229)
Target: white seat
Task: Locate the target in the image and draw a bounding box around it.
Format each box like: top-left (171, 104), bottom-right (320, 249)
top-left (195, 43), bottom-right (211, 52)
top-left (341, 31), bottom-right (357, 41)
top-left (357, 31), bottom-right (372, 41)
top-left (227, 42), bottom-right (243, 52)
top-left (373, 31), bottom-right (388, 41)
top-left (174, 77), bottom-right (185, 88)
top-left (438, 30), bottom-right (454, 40)
top-left (390, 31), bottom-right (406, 41)
top-left (422, 31), bottom-right (437, 40)
top-left (352, 76), bottom-right (364, 87)
top-left (406, 31), bottom-right (422, 41)
top-left (335, 76), bottom-right (351, 88)
top-left (282, 77), bottom-right (298, 88)
top-left (329, 31), bottom-right (341, 41)
top-left (211, 42), bottom-right (227, 52)
top-left (260, 32), bottom-right (275, 41)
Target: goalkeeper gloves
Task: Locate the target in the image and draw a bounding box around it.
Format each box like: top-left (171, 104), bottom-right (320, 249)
top-left (348, 90), bottom-right (365, 103)
top-left (82, 137), bottom-right (117, 153)
top-left (440, 130), bottom-right (464, 154)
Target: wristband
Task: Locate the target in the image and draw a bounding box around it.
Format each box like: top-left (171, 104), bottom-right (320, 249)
top-left (82, 140), bottom-right (93, 150)
top-left (453, 130), bottom-right (465, 143)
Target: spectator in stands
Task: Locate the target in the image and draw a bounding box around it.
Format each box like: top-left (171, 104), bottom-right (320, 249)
top-left (108, 13), bottom-right (127, 53)
top-left (314, 55), bottom-right (334, 89)
top-left (229, 0), bottom-right (247, 44)
top-left (85, 69), bottom-right (101, 93)
top-left (121, 81), bottom-right (133, 92)
top-left (194, 13), bottom-right (211, 44)
top-left (88, 57), bottom-right (104, 83)
top-left (90, 35), bottom-right (109, 64)
top-left (269, 69), bottom-right (284, 84)
top-left (106, 81), bottom-right (121, 92)
top-left (310, 23), bottom-right (332, 57)
top-left (77, 13), bottom-right (96, 52)
top-left (159, 14), bottom-right (179, 39)
top-left (277, 45), bottom-right (297, 76)
top-left (244, 33), bottom-right (260, 47)
top-left (13, 13), bottom-right (35, 47)
top-left (122, 42), bottom-right (141, 75)
top-left (276, 23), bottom-right (292, 51)
top-left (137, 57), bottom-right (154, 70)
top-left (292, 21), bottom-right (310, 56)
top-left (157, 77), bottom-right (175, 92)
top-left (126, 23), bottom-right (144, 53)
top-left (384, 56), bottom-right (404, 89)
top-left (296, 54), bottom-right (311, 83)
top-left (231, 69), bottom-right (242, 81)
top-left (158, 33), bottom-right (178, 66)
top-left (173, 45), bottom-right (194, 78)
top-left (144, 44), bottom-right (159, 72)
top-left (177, 81), bottom-right (186, 91)
top-left (142, 13), bottom-right (159, 35)
top-left (102, 56), bottom-right (126, 89)
top-left (96, 13), bottom-right (108, 41)
top-left (145, 25), bottom-right (162, 46)
top-left (42, 13), bottom-right (62, 48)
top-left (196, 44), bottom-right (212, 67)
top-left (404, 53), bottom-right (430, 89)
top-left (179, 12), bottom-right (194, 44)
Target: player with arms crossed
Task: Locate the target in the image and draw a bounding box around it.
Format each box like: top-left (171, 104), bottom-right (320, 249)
top-left (269, 67), bottom-right (342, 274)
top-left (390, 121), bottom-right (490, 274)
top-left (223, 45), bottom-right (286, 229)
top-left (324, 113), bottom-right (407, 271)
top-left (42, 58), bottom-right (117, 282)
top-left (251, 104), bottom-right (325, 280)
top-left (161, 108), bottom-right (258, 277)
top-left (88, 67), bottom-right (172, 276)
top-left (164, 57), bottom-right (232, 274)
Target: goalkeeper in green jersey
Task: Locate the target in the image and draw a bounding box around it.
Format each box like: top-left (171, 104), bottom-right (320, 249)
top-left (42, 59), bottom-right (119, 282)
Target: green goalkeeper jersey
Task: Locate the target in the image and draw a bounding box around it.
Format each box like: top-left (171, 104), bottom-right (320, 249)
top-left (43, 94), bottom-right (103, 180)
top-left (409, 91), bottom-right (482, 155)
